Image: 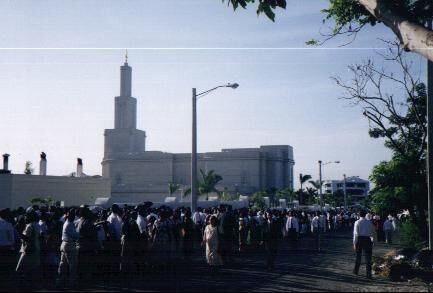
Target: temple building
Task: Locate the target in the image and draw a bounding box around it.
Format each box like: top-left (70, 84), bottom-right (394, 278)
top-left (102, 59), bottom-right (295, 203)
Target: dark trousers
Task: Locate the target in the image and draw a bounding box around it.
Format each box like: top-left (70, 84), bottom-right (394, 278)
top-left (287, 229), bottom-right (298, 250)
top-left (354, 236), bottom-right (373, 277)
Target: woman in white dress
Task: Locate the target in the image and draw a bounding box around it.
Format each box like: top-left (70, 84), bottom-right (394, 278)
top-left (203, 216), bottom-right (223, 266)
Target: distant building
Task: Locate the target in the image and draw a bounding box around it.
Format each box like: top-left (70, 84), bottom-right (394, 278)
top-left (323, 176), bottom-right (370, 204)
top-left (102, 59), bottom-right (295, 203)
top-left (0, 156), bottom-right (110, 209)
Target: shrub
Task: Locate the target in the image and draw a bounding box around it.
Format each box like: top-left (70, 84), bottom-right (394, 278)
top-left (399, 218), bottom-right (427, 250)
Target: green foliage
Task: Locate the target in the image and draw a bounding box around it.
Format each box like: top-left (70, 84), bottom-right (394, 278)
top-left (399, 217), bottom-right (427, 250)
top-left (223, 0), bottom-right (286, 21)
top-left (168, 181), bottom-right (180, 196)
top-left (308, 180), bottom-right (321, 190)
top-left (220, 191), bottom-right (240, 201)
top-left (181, 186), bottom-right (191, 199)
top-left (199, 169), bottom-right (223, 199)
top-left (24, 161), bottom-right (33, 175)
top-left (249, 191), bottom-right (266, 210)
top-left (30, 196), bottom-right (55, 207)
top-left (323, 190), bottom-right (351, 207)
top-left (303, 187), bottom-right (318, 205)
top-left (220, 0), bottom-right (431, 49)
top-left (299, 173), bottom-right (312, 189)
top-left (275, 188), bottom-right (295, 202)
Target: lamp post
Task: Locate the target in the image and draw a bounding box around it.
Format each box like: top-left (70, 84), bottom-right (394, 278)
top-left (318, 160), bottom-right (340, 209)
top-left (343, 173), bottom-right (347, 210)
top-left (191, 83), bottom-right (239, 213)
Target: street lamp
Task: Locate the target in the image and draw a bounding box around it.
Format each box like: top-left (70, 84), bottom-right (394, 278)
top-left (343, 173), bottom-right (347, 210)
top-left (191, 83), bottom-right (239, 212)
top-left (318, 160), bottom-right (340, 209)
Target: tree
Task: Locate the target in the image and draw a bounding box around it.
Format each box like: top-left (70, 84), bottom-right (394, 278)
top-left (221, 191), bottom-right (240, 201)
top-left (275, 187), bottom-right (295, 203)
top-left (30, 196), bottom-right (55, 207)
top-left (24, 161), bottom-right (34, 175)
top-left (221, 0), bottom-right (433, 61)
top-left (304, 187), bottom-right (319, 205)
top-left (323, 190), bottom-right (351, 207)
top-left (182, 186), bottom-right (192, 199)
top-left (299, 173), bottom-right (312, 204)
top-left (168, 181), bottom-right (180, 196)
top-left (266, 186), bottom-right (278, 207)
top-left (249, 191), bottom-right (267, 210)
top-left (335, 42), bottom-right (428, 235)
top-left (299, 173), bottom-right (312, 191)
top-left (308, 180), bottom-right (321, 190)
top-left (198, 169), bottom-right (223, 200)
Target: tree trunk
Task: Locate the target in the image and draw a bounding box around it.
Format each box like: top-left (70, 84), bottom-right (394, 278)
top-left (358, 0), bottom-right (433, 61)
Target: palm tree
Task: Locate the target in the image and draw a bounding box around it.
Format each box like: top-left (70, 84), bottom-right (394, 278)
top-left (299, 173), bottom-right (312, 191)
top-left (168, 181), bottom-right (180, 196)
top-left (309, 180), bottom-right (321, 190)
top-left (181, 186), bottom-right (192, 199)
top-left (304, 187), bottom-right (319, 205)
top-left (199, 169), bottom-right (223, 200)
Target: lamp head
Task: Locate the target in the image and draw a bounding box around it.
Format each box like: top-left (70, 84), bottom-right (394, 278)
top-left (335, 161), bottom-right (341, 164)
top-left (227, 83), bottom-right (239, 89)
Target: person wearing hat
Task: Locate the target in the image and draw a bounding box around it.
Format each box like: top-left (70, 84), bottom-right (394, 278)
top-left (16, 209), bottom-right (41, 286)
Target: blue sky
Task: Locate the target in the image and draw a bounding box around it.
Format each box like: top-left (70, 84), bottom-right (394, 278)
top-left (0, 0), bottom-right (426, 188)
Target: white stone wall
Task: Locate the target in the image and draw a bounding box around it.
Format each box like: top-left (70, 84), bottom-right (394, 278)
top-left (0, 174), bottom-right (111, 209)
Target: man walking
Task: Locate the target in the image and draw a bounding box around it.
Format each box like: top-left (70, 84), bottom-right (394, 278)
top-left (353, 210), bottom-right (375, 279)
top-left (383, 215), bottom-right (395, 245)
top-left (285, 211), bottom-right (299, 251)
top-left (57, 209), bottom-right (79, 287)
top-left (311, 212), bottom-right (323, 252)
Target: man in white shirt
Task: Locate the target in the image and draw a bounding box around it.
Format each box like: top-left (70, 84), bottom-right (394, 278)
top-left (311, 211), bottom-right (323, 252)
top-left (353, 210), bottom-right (375, 279)
top-left (286, 211), bottom-right (299, 250)
top-left (192, 208), bottom-right (205, 247)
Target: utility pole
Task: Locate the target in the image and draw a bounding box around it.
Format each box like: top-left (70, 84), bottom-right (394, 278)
top-left (427, 18), bottom-right (433, 250)
top-left (343, 174), bottom-right (347, 210)
top-left (191, 88), bottom-right (198, 213)
top-left (318, 160), bottom-right (323, 210)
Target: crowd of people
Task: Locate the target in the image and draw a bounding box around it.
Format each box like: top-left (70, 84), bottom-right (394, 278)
top-left (0, 202), bottom-right (396, 288)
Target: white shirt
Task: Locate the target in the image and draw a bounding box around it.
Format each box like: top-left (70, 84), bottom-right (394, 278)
top-left (107, 212), bottom-right (123, 240)
top-left (311, 216), bottom-right (320, 232)
top-left (136, 214), bottom-right (147, 235)
top-left (192, 212), bottom-right (205, 225)
top-left (286, 216), bottom-right (299, 233)
top-left (353, 217), bottom-right (374, 245)
top-left (62, 220), bottom-right (78, 242)
top-left (0, 217), bottom-right (14, 247)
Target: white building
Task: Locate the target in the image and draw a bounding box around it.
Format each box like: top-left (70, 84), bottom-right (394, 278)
top-left (102, 59), bottom-right (295, 203)
top-left (323, 176), bottom-right (370, 204)
top-left (0, 155), bottom-right (111, 209)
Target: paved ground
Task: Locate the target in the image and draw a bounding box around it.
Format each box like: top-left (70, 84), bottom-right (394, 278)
top-left (2, 229), bottom-right (430, 292)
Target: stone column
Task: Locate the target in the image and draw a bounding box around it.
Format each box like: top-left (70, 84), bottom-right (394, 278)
top-left (39, 152), bottom-right (47, 176)
top-left (2, 154), bottom-right (10, 171)
top-left (77, 158), bottom-right (83, 177)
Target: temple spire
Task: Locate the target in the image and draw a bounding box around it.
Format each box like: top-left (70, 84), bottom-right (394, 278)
top-left (120, 54), bottom-right (132, 97)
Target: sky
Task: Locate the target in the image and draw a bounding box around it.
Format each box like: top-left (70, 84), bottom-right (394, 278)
top-left (0, 0), bottom-right (427, 188)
